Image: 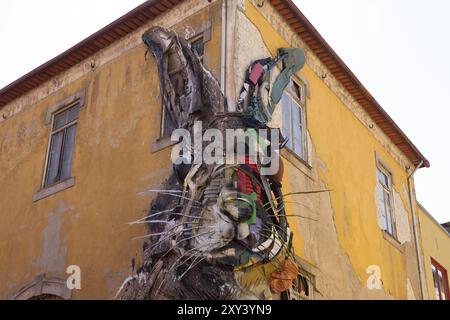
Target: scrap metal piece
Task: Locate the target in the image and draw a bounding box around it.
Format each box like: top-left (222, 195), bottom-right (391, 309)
top-left (269, 259), bottom-right (299, 293)
top-left (270, 48), bottom-right (306, 106)
top-left (237, 48), bottom-right (306, 124)
top-left (143, 26), bottom-right (225, 129)
top-left (118, 26), bottom-right (303, 301)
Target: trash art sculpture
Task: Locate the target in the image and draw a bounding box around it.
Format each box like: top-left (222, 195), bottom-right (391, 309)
top-left (117, 26), bottom-right (306, 300)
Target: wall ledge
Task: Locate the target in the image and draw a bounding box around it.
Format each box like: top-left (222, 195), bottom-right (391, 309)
top-left (382, 230), bottom-right (405, 253)
top-left (32, 177), bottom-right (75, 202)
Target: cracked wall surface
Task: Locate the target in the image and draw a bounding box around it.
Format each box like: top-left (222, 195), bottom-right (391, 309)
top-left (417, 205), bottom-right (450, 300)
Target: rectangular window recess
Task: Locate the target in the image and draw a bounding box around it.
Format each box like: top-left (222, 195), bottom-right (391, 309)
top-left (281, 78), bottom-right (308, 163)
top-left (375, 156), bottom-right (397, 240)
top-left (431, 258), bottom-right (449, 300)
top-left (35, 89), bottom-right (85, 202)
top-left (43, 104), bottom-right (80, 188)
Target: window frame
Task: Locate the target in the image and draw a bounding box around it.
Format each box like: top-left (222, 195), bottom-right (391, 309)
top-left (288, 270), bottom-right (314, 300)
top-left (431, 258), bottom-right (449, 300)
top-left (38, 90), bottom-right (85, 197)
top-left (281, 78), bottom-right (308, 163)
top-left (189, 34), bottom-right (205, 62)
top-left (160, 102), bottom-right (177, 139)
top-left (42, 103), bottom-right (80, 189)
top-left (376, 163), bottom-right (397, 238)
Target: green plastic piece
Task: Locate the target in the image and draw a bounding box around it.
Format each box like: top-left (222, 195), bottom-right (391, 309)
top-left (270, 48), bottom-right (306, 106)
top-left (245, 192), bottom-right (258, 225)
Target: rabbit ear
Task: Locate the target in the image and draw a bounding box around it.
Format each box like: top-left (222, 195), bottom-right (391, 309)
top-left (143, 26), bottom-right (225, 129)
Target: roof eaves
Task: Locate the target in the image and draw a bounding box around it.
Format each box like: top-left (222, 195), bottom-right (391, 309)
top-left (0, 0), bottom-right (184, 108)
top-left (272, 0), bottom-right (429, 168)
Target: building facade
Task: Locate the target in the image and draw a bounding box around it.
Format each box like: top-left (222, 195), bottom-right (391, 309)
top-left (417, 204), bottom-right (450, 300)
top-left (0, 0), bottom-right (444, 300)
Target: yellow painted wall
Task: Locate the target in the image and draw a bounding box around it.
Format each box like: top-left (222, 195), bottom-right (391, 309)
top-left (0, 2), bottom-right (222, 299)
top-left (417, 204), bottom-right (450, 300)
top-left (245, 0), bottom-right (421, 299)
top-left (0, 0), bottom-right (427, 300)
top-left (0, 41), bottom-right (156, 300)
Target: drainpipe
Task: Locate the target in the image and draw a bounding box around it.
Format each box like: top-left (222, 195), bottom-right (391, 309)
top-left (220, 0), bottom-right (227, 98)
top-left (407, 160), bottom-right (427, 300)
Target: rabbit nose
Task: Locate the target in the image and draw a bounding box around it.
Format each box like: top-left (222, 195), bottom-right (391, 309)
top-left (237, 223), bottom-right (250, 240)
top-left (218, 187), bottom-right (255, 223)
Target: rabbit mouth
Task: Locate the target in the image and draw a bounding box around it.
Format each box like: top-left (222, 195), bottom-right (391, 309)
top-left (186, 198), bottom-right (283, 268)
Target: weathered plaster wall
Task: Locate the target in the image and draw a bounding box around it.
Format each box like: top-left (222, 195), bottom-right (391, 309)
top-left (239, 0), bottom-right (422, 299)
top-left (0, 0), bottom-right (223, 299)
top-left (0, 44), bottom-right (156, 299)
top-left (0, 0), bottom-right (426, 300)
top-left (417, 205), bottom-right (450, 300)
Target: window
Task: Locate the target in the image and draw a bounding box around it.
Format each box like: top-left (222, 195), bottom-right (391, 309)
top-left (281, 79), bottom-right (307, 161)
top-left (160, 106), bottom-right (176, 138)
top-left (190, 35), bottom-right (205, 62)
top-left (377, 165), bottom-right (396, 237)
top-left (431, 258), bottom-right (449, 300)
top-left (43, 103), bottom-right (80, 188)
top-left (288, 272), bottom-right (313, 300)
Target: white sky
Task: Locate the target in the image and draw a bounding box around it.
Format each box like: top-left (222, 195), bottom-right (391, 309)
top-left (0, 1), bottom-right (448, 223)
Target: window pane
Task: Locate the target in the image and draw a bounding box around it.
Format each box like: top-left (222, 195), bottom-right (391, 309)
top-left (53, 105), bottom-right (79, 130)
top-left (292, 100), bottom-right (303, 158)
top-left (60, 125), bottom-right (77, 181)
top-left (384, 192), bottom-right (394, 235)
top-left (53, 110), bottom-right (69, 130)
top-left (377, 169), bottom-right (389, 187)
top-left (163, 105), bottom-right (176, 136)
top-left (432, 265), bottom-right (441, 300)
top-left (379, 190), bottom-right (388, 230)
top-left (281, 93), bottom-right (292, 150)
top-left (191, 38), bottom-right (204, 58)
top-left (67, 105), bottom-right (80, 123)
top-left (438, 270), bottom-right (447, 300)
top-left (45, 131), bottom-right (64, 186)
top-left (300, 276), bottom-right (309, 297)
top-left (289, 81), bottom-right (301, 101)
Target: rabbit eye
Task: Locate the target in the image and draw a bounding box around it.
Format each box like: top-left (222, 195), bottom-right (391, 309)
top-left (173, 162), bottom-right (192, 185)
